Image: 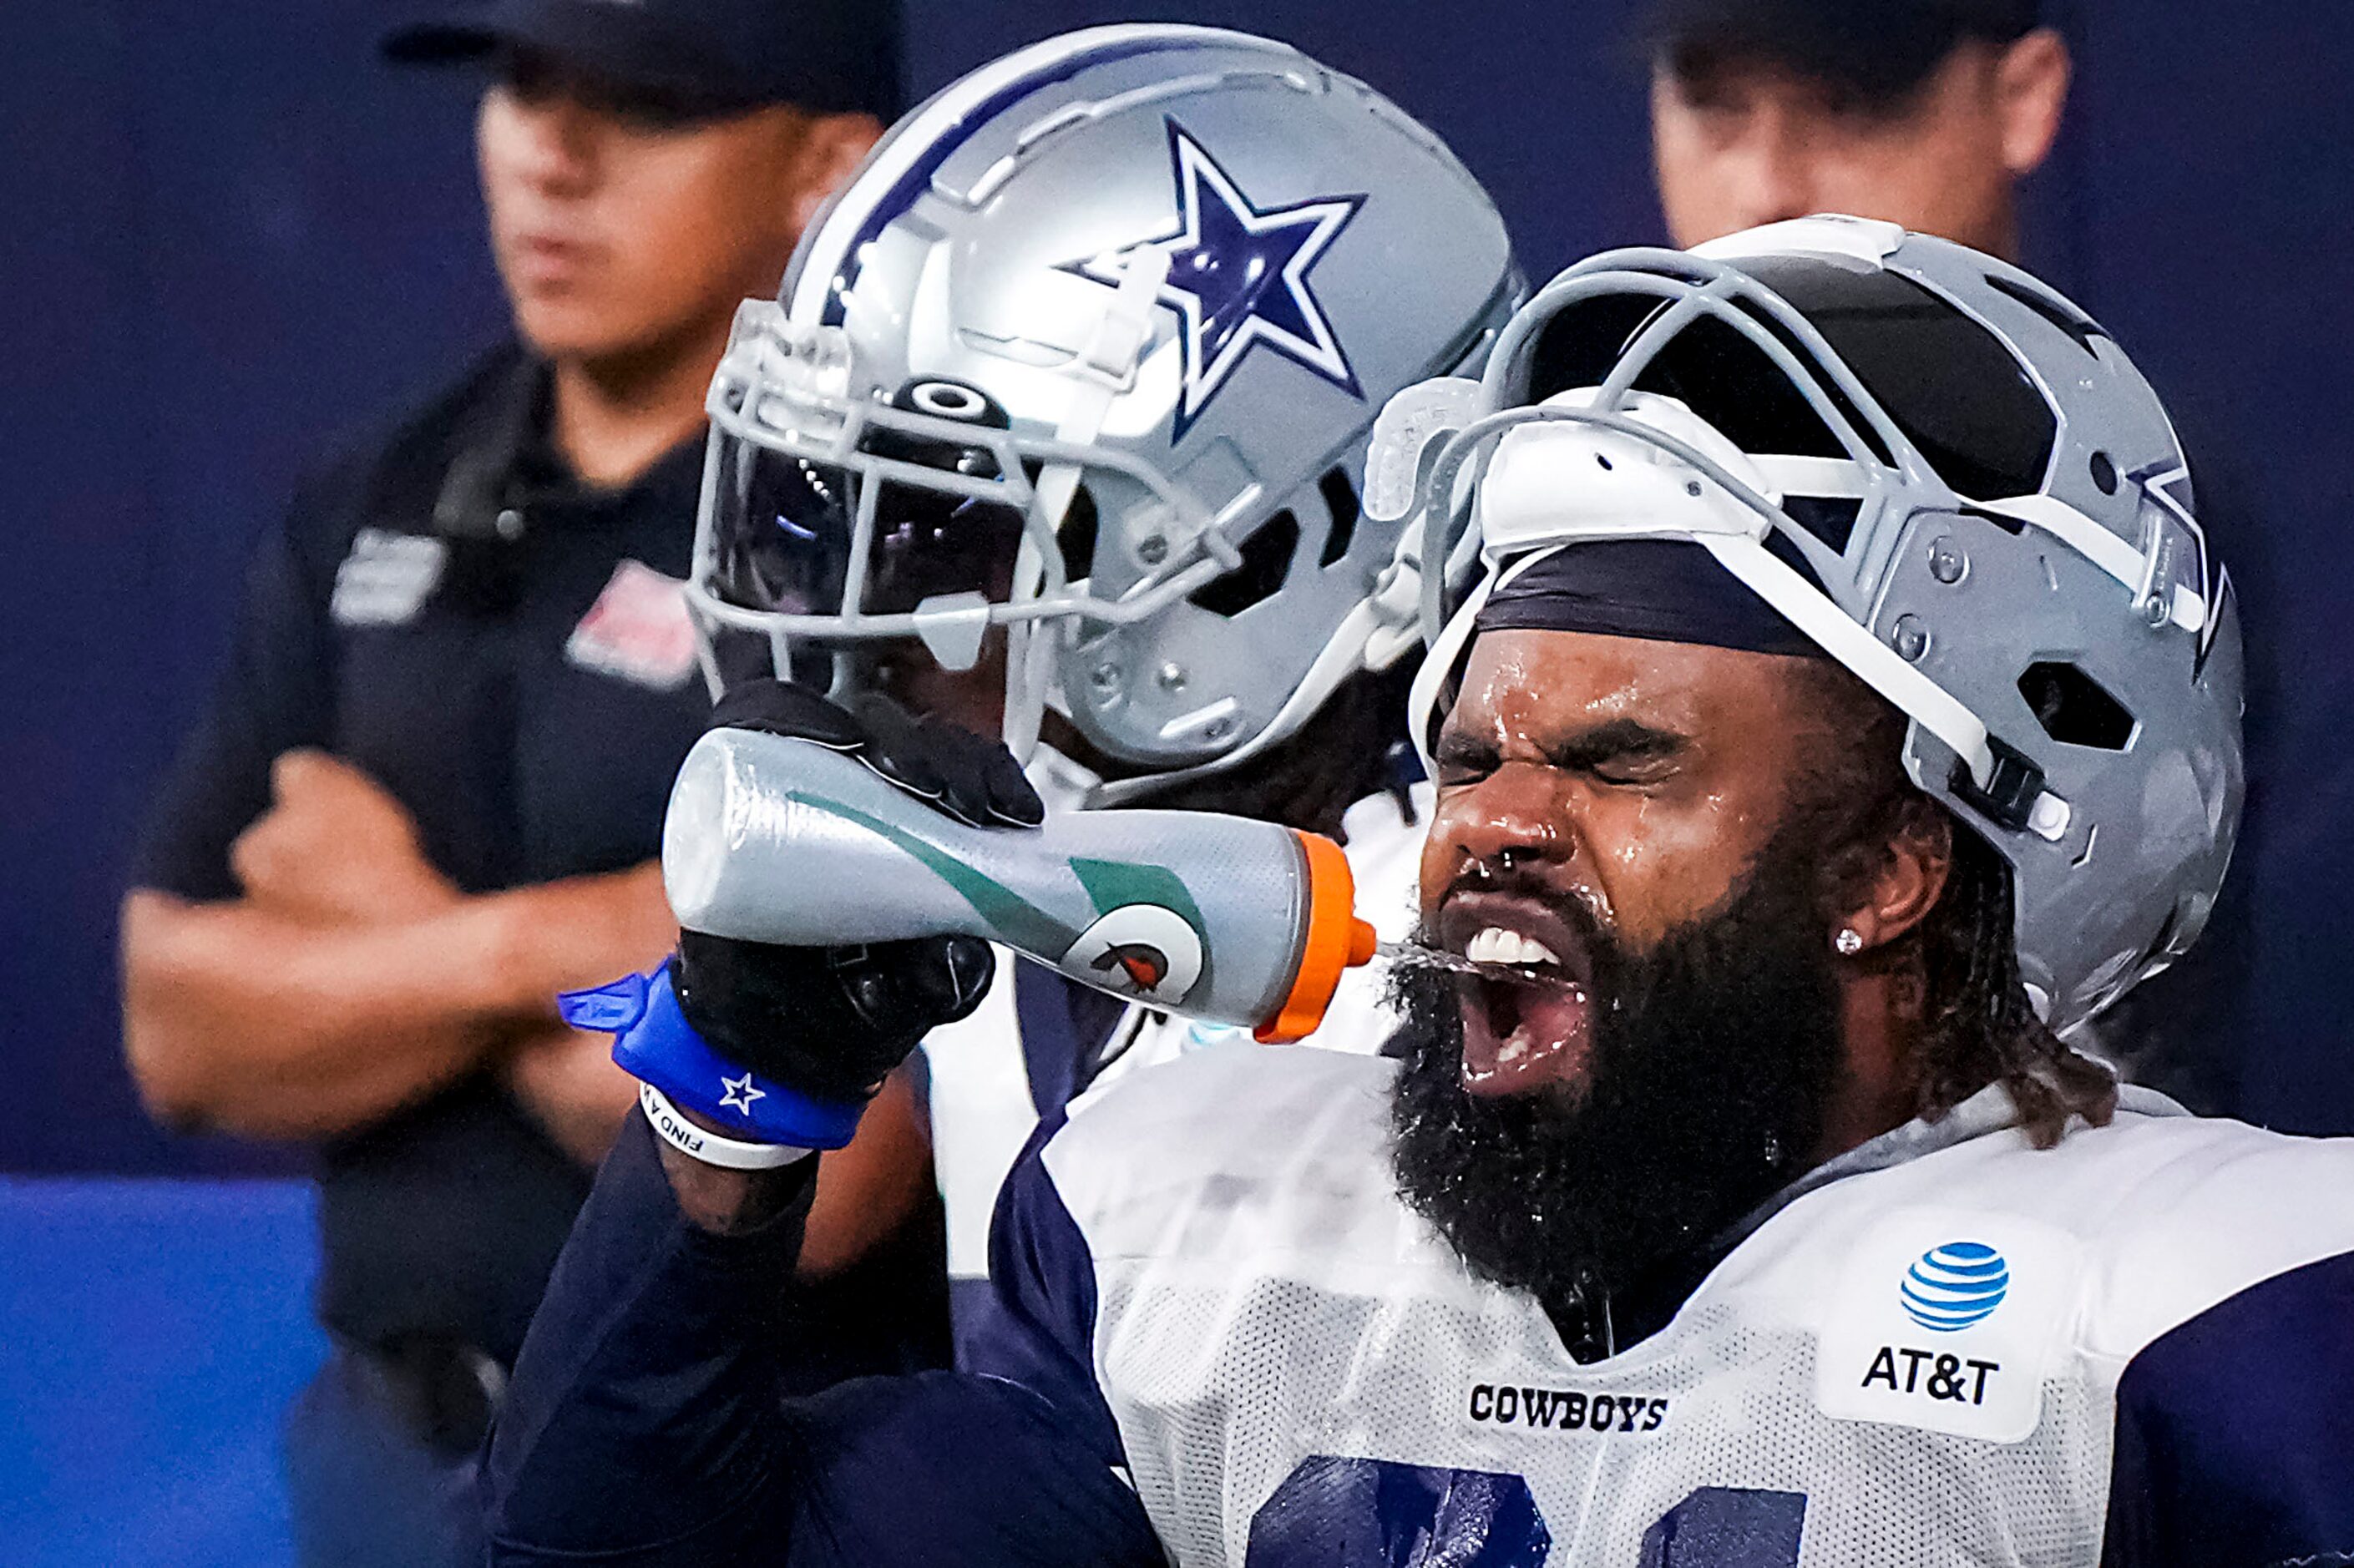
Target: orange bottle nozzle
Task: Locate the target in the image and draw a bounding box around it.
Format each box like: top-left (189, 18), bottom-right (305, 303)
top-left (1256, 831), bottom-right (1380, 1044)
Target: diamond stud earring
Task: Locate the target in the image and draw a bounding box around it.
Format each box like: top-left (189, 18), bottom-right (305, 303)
top-left (1835, 928), bottom-right (1865, 957)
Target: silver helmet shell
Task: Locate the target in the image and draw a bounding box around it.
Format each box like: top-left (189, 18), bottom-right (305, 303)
top-left (1379, 215), bottom-right (2242, 1034)
top-left (690, 24), bottom-right (1518, 794)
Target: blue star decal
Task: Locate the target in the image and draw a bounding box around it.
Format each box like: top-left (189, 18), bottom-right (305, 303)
top-left (1072, 120), bottom-right (1366, 440)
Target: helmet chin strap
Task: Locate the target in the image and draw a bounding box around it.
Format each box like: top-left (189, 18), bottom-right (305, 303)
top-left (1001, 543), bottom-right (1052, 762)
top-left (1005, 245), bottom-right (1172, 765)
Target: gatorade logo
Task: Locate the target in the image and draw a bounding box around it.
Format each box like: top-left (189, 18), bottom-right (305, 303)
top-left (1094, 943), bottom-right (1171, 992)
top-left (1061, 905), bottom-right (1203, 1007)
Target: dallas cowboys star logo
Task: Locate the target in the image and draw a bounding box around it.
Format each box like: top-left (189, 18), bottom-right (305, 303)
top-left (1071, 120), bottom-right (1366, 440)
top-left (718, 1073), bottom-right (767, 1115)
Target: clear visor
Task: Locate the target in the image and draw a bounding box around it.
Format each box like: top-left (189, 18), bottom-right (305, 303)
top-left (693, 336), bottom-right (1238, 630)
top-left (704, 428), bottom-right (1036, 631)
top-left (687, 313), bottom-right (1239, 750)
top-left (698, 413), bottom-right (1058, 731)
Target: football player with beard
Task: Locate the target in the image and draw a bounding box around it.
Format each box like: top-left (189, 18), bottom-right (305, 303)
top-left (488, 220), bottom-right (2354, 1567)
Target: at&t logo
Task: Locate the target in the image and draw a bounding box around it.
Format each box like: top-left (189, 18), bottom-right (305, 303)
top-left (1900, 1241), bottom-right (2009, 1333)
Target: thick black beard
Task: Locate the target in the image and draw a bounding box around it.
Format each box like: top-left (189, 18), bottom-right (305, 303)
top-left (1388, 835), bottom-right (1846, 1338)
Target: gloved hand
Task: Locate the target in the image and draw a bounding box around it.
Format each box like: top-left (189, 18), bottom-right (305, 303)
top-left (559, 680), bottom-right (1042, 1152)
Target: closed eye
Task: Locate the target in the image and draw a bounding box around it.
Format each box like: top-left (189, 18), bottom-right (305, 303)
top-left (1584, 756), bottom-right (1682, 787)
top-left (1431, 731), bottom-right (1498, 788)
top-left (1433, 718), bottom-right (1688, 789)
top-left (1550, 719), bottom-right (1688, 785)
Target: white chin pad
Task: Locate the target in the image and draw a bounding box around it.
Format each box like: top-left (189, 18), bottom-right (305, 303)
top-left (1474, 389), bottom-right (1783, 559)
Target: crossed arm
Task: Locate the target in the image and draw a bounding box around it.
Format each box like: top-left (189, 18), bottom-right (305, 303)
top-left (122, 746), bottom-right (935, 1272)
top-left (121, 748), bottom-right (672, 1159)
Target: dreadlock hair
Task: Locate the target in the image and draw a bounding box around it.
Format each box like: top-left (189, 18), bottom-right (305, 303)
top-left (1791, 662), bottom-right (2119, 1150)
top-left (1094, 660), bottom-right (1422, 843)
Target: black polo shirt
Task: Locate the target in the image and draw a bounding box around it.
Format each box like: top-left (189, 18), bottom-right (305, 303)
top-left (136, 344), bottom-right (716, 1365)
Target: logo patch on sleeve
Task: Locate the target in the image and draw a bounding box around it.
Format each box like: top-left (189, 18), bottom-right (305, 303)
top-left (1814, 1206), bottom-right (2080, 1444)
top-left (332, 529), bottom-right (446, 626)
top-left (565, 560), bottom-right (698, 689)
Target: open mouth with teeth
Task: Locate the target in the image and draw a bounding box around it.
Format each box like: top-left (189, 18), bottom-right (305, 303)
top-left (1438, 897), bottom-right (1597, 1099)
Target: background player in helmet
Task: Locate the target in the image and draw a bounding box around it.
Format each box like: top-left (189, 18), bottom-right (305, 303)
top-left (487, 217), bottom-right (2354, 1565)
top-left (672, 22), bottom-right (1517, 1355)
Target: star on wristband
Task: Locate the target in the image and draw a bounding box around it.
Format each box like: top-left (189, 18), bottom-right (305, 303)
top-left (636, 1080), bottom-right (811, 1171)
top-left (558, 963), bottom-right (869, 1151)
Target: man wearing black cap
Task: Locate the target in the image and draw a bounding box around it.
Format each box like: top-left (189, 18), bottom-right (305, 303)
top-left (1646, 0), bottom-right (2070, 255)
top-left (119, 4), bottom-right (907, 1564)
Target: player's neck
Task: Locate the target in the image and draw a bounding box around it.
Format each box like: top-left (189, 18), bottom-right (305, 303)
top-left (1815, 971), bottom-right (1927, 1165)
top-left (546, 316), bottom-right (730, 489)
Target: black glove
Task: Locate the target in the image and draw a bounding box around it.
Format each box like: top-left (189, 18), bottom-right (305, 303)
top-left (671, 681), bottom-right (1043, 1102)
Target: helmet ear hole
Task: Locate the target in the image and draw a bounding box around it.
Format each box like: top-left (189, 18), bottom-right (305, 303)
top-left (1317, 468), bottom-right (1361, 567)
top-left (1192, 512), bottom-right (1302, 617)
top-left (2018, 662), bottom-right (2137, 751)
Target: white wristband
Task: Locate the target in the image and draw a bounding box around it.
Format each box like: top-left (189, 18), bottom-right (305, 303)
top-left (640, 1080), bottom-right (813, 1171)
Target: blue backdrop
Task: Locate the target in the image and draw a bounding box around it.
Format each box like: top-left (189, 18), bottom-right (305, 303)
top-left (1, 5), bottom-right (2347, 1563)
top-left (6, 0), bottom-right (2351, 1179)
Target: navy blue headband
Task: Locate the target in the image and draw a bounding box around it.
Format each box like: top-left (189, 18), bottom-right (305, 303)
top-left (1473, 539), bottom-right (1825, 659)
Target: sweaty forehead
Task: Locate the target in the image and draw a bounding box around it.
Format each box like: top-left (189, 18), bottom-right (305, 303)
top-left (1447, 627), bottom-right (1826, 752)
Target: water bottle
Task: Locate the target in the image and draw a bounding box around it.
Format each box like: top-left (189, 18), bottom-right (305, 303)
top-left (661, 726), bottom-right (1379, 1042)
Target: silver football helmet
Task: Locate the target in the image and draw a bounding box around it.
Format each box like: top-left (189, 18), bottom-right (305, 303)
top-left (1374, 216), bottom-right (2242, 1034)
top-left (686, 24), bottom-right (1517, 801)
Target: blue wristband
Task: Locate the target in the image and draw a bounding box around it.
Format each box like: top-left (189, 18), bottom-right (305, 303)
top-left (557, 964), bottom-right (869, 1151)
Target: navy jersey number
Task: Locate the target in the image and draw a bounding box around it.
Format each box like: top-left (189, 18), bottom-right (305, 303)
top-left (1244, 1456), bottom-right (1551, 1565)
top-left (1246, 1461), bottom-right (1805, 1568)
top-left (1640, 1488), bottom-right (1807, 1567)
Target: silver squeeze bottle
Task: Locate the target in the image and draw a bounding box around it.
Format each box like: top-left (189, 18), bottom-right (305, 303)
top-left (661, 726), bottom-right (1379, 1041)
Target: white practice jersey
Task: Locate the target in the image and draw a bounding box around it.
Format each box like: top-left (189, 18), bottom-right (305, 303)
top-left (1004, 1042), bottom-right (2354, 1566)
top-left (921, 785), bottom-right (1430, 1297)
